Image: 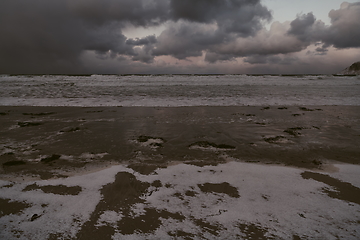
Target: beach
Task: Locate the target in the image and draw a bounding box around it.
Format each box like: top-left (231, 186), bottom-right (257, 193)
top-left (1, 105), bottom-right (360, 239)
top-left (2, 0), bottom-right (360, 238)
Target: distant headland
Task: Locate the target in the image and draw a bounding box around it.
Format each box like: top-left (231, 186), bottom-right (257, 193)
top-left (339, 61), bottom-right (360, 75)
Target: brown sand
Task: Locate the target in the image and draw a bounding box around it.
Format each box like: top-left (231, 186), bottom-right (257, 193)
top-left (0, 106), bottom-right (359, 179)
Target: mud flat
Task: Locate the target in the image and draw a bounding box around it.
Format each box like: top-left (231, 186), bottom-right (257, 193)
top-left (0, 106), bottom-right (360, 239)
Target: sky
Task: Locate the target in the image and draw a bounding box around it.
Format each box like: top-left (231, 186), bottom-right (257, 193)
top-left (0, 0), bottom-right (359, 74)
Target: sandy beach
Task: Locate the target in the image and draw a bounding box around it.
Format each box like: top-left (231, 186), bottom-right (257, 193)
top-left (1, 106), bottom-right (360, 239)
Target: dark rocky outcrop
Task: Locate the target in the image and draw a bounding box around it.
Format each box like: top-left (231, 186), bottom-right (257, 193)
top-left (339, 61), bottom-right (360, 75)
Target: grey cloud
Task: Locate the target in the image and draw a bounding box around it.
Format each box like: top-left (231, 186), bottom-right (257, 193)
top-left (126, 35), bottom-right (157, 46)
top-left (227, 2), bottom-right (360, 66)
top-left (170, 0), bottom-right (271, 36)
top-left (0, 0), bottom-right (165, 73)
top-left (203, 21), bottom-right (305, 62)
top-left (126, 35), bottom-right (157, 63)
top-left (152, 21), bottom-right (223, 59)
top-left (0, 0), bottom-right (272, 73)
top-left (312, 42), bottom-right (330, 55)
top-left (170, 0), bottom-right (223, 23)
top-left (204, 2), bottom-right (360, 63)
top-left (243, 55), bottom-right (298, 65)
top-left (208, 2), bottom-right (360, 64)
top-left (287, 13), bottom-right (316, 42)
top-left (153, 0), bottom-right (272, 60)
top-left (205, 52), bottom-right (235, 63)
top-left (215, 1), bottom-right (272, 37)
top-left (67, 0), bottom-right (170, 27)
top-left (0, 1), bottom-right (89, 74)
top-left (131, 47), bottom-right (155, 63)
top-left (288, 2), bottom-right (360, 50)
top-left (324, 2), bottom-right (360, 48)
top-left (1, 0), bottom-right (359, 74)
top-left (85, 24), bottom-right (134, 56)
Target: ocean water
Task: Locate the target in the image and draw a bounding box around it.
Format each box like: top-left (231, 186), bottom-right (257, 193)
top-left (0, 74), bottom-right (359, 106)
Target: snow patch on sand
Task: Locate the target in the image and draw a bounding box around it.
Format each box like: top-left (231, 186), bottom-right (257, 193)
top-left (96, 211), bottom-right (124, 227)
top-left (0, 162), bottom-right (359, 239)
top-left (0, 165), bottom-right (131, 240)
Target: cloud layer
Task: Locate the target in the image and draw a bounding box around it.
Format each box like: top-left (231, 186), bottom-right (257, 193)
top-left (288, 2), bottom-right (360, 50)
top-left (0, 0), bottom-right (359, 74)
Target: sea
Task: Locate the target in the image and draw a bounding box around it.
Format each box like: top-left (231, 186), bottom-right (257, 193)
top-left (0, 74), bottom-right (359, 107)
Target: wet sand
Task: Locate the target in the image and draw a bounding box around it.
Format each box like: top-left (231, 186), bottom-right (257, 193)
top-left (1, 106), bottom-right (360, 239)
top-left (1, 105), bottom-right (359, 178)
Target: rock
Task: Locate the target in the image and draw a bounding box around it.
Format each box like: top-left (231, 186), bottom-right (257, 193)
top-left (339, 61), bottom-right (360, 75)
top-left (30, 214), bottom-right (41, 221)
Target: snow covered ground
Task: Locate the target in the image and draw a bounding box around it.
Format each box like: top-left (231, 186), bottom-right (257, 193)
top-left (1, 161), bottom-right (359, 239)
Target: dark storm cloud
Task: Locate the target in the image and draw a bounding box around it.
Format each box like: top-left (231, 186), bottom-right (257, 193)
top-left (288, 2), bottom-right (360, 50)
top-left (153, 0), bottom-right (272, 59)
top-left (0, 0), bottom-right (169, 73)
top-left (288, 13), bottom-right (317, 42)
top-left (0, 0), bottom-right (272, 73)
top-left (126, 35), bottom-right (157, 63)
top-left (85, 24), bottom-right (134, 56)
top-left (0, 1), bottom-right (86, 73)
top-left (1, 0), bottom-right (359, 74)
top-left (170, 0), bottom-right (271, 36)
top-left (126, 35), bottom-right (157, 46)
top-left (202, 21), bottom-right (306, 63)
top-left (68, 0), bottom-right (170, 26)
top-left (0, 0), bottom-right (141, 73)
top-left (152, 22), bottom-right (223, 59)
top-left (134, 0), bottom-right (271, 61)
top-left (170, 0), bottom-right (225, 23)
